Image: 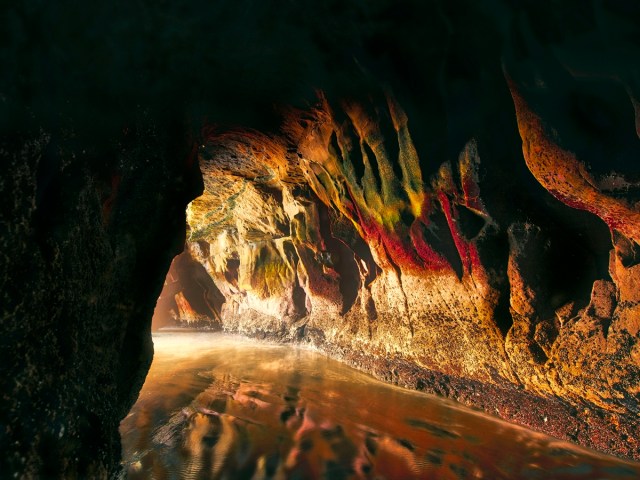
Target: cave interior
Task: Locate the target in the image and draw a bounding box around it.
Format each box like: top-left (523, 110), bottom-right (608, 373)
top-left (2, 0), bottom-right (640, 477)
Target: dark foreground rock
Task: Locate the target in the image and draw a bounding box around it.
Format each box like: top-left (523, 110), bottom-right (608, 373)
top-left (0, 127), bottom-right (202, 477)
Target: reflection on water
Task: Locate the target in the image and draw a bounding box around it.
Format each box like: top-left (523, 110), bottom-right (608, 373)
top-left (120, 332), bottom-right (640, 479)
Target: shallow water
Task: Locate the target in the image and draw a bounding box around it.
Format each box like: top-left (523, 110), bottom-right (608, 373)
top-left (120, 332), bottom-right (640, 479)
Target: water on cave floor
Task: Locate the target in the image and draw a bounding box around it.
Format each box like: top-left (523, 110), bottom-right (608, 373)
top-left (120, 332), bottom-right (640, 480)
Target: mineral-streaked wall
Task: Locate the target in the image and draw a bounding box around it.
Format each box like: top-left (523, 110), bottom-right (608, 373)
top-left (164, 75), bottom-right (640, 459)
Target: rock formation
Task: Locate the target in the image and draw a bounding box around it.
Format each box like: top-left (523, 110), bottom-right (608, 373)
top-left (2, 0), bottom-right (640, 476)
top-left (0, 125), bottom-right (202, 478)
top-left (160, 72), bottom-right (640, 458)
top-left (157, 4), bottom-right (640, 461)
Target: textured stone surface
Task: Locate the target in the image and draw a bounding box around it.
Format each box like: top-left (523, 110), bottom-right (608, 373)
top-left (0, 128), bottom-right (202, 477)
top-left (154, 3), bottom-right (640, 459)
top-left (158, 62), bottom-right (640, 459)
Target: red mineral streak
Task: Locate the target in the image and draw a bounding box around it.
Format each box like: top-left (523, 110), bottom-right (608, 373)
top-left (438, 192), bottom-right (473, 275)
top-left (508, 78), bottom-right (640, 243)
top-left (409, 220), bottom-right (452, 271)
top-left (461, 178), bottom-right (479, 210)
top-left (461, 177), bottom-right (485, 214)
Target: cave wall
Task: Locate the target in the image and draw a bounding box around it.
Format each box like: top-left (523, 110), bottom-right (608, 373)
top-left (174, 88), bottom-right (640, 457)
top-left (163, 3), bottom-right (640, 460)
top-left (2, 0), bottom-right (640, 477)
top-left (0, 125), bottom-right (202, 477)
top-left (175, 76), bottom-right (640, 458)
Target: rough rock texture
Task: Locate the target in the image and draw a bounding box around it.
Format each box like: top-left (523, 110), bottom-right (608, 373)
top-left (169, 80), bottom-right (640, 459)
top-left (0, 127), bottom-right (202, 478)
top-left (151, 251), bottom-right (224, 330)
top-left (156, 3), bottom-right (640, 462)
top-left (2, 0), bottom-right (640, 477)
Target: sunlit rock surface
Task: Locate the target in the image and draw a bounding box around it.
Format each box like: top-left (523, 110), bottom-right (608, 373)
top-left (158, 39), bottom-right (640, 462)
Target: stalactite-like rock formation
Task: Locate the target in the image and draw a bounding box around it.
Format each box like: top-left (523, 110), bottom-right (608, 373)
top-left (160, 68), bottom-right (640, 460)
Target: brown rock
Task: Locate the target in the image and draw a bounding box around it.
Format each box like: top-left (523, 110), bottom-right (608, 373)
top-left (587, 280), bottom-right (618, 320)
top-left (554, 301), bottom-right (578, 327)
top-left (610, 248), bottom-right (640, 304)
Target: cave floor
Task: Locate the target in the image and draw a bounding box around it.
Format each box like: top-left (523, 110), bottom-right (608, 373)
top-left (120, 332), bottom-right (640, 479)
